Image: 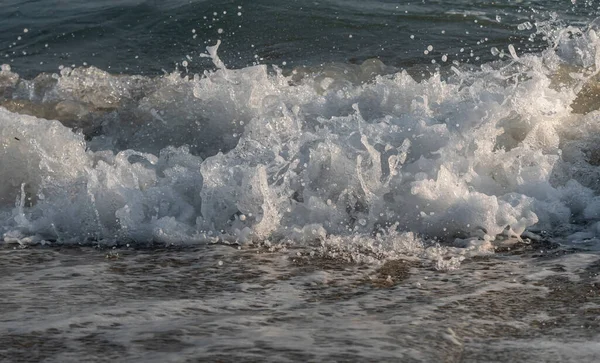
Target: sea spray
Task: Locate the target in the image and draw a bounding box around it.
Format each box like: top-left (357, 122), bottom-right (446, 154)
top-left (2, 21), bottom-right (600, 267)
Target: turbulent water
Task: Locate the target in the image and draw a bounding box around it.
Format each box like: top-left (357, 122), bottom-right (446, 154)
top-left (2, 1), bottom-right (600, 362)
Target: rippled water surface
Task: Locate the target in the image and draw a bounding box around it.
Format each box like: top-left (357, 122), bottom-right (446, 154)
top-left (2, 243), bottom-right (600, 362)
top-left (0, 0), bottom-right (592, 75)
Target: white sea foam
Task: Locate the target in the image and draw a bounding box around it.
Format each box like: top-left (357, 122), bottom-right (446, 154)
top-left (2, 21), bottom-right (600, 262)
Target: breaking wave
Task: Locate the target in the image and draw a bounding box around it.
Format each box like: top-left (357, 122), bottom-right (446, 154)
top-left (3, 20), bottom-right (600, 264)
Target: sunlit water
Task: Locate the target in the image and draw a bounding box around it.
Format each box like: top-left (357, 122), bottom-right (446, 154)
top-left (2, 1), bottom-right (600, 362)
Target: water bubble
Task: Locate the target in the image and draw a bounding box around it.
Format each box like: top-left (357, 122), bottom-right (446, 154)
top-left (441, 54), bottom-right (448, 62)
top-left (508, 44), bottom-right (519, 59)
top-left (217, 28), bottom-right (224, 34)
top-left (427, 45), bottom-right (433, 51)
top-left (23, 28), bottom-right (28, 33)
top-left (410, 35), bottom-right (414, 39)
top-left (517, 21), bottom-right (533, 31)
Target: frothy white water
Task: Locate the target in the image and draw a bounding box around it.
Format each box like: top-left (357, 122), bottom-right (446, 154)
top-left (3, 22), bottom-right (600, 262)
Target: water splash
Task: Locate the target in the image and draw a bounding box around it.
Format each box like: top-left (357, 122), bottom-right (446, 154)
top-left (2, 22), bottom-right (600, 268)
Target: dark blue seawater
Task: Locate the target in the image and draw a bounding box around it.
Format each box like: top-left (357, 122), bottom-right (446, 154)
top-left (0, 0), bottom-right (595, 77)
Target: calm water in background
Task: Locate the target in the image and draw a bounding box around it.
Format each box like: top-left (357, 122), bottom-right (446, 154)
top-left (2, 1), bottom-right (600, 362)
top-left (0, 0), bottom-right (591, 76)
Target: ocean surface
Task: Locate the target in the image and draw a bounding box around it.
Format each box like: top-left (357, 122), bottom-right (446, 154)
top-left (2, 0), bottom-right (600, 362)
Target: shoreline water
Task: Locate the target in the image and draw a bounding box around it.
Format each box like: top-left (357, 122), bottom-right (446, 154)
top-left (1, 240), bottom-right (599, 362)
top-left (3, 1), bottom-right (600, 361)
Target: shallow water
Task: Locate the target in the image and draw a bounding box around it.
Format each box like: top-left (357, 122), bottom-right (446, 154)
top-left (3, 0), bottom-right (600, 361)
top-left (1, 242), bottom-right (599, 362)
